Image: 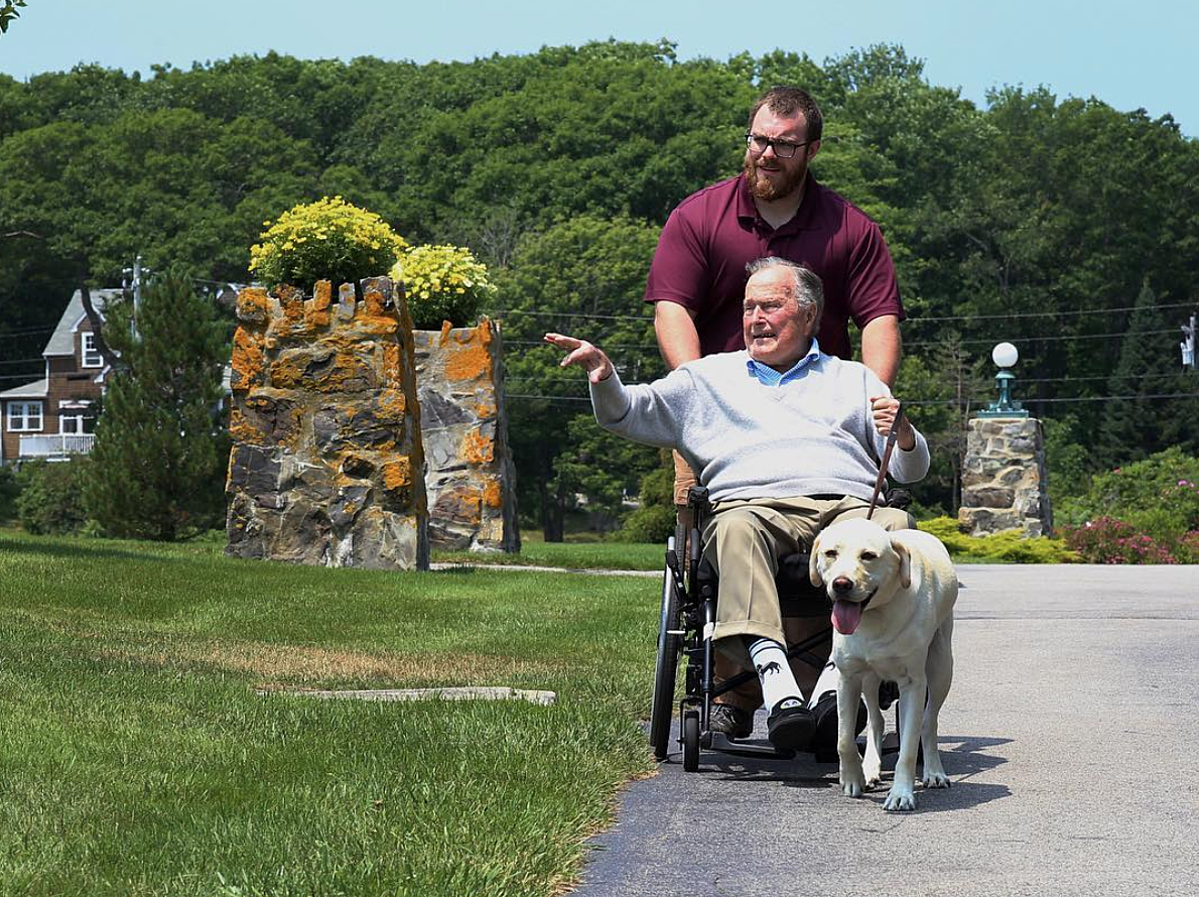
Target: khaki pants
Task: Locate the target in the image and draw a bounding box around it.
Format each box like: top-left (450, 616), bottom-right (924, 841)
top-left (699, 494), bottom-right (914, 712)
top-left (672, 450), bottom-right (697, 506)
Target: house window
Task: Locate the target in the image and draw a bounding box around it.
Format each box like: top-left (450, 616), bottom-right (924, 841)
top-left (7, 401), bottom-right (44, 432)
top-left (59, 401), bottom-right (94, 435)
top-left (81, 332), bottom-right (103, 368)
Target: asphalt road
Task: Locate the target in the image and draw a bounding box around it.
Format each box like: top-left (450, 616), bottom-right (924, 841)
top-left (571, 564), bottom-right (1199, 897)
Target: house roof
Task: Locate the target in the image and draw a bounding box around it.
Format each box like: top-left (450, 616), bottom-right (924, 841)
top-left (42, 289), bottom-right (121, 357)
top-left (0, 378), bottom-right (49, 400)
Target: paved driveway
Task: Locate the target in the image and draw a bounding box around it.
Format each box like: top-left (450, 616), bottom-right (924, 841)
top-left (571, 565), bottom-right (1199, 897)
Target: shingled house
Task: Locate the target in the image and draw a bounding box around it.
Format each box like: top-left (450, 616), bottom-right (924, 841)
top-left (0, 289), bottom-right (120, 465)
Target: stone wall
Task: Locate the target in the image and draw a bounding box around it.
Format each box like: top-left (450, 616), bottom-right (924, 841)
top-left (414, 320), bottom-right (519, 552)
top-left (225, 277), bottom-right (429, 569)
top-left (959, 417), bottom-right (1053, 538)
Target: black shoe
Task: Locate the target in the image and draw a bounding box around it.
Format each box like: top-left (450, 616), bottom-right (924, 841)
top-left (810, 691), bottom-right (868, 761)
top-left (766, 699), bottom-right (815, 751)
top-left (708, 703), bottom-right (753, 740)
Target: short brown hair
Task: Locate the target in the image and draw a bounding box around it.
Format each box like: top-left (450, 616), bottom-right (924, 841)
top-left (747, 87), bottom-right (823, 142)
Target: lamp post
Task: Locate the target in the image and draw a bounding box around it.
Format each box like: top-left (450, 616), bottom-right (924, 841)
top-left (977, 341), bottom-right (1028, 418)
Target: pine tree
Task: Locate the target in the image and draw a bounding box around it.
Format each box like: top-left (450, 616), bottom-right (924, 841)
top-left (1099, 280), bottom-right (1183, 464)
top-left (85, 272), bottom-right (228, 540)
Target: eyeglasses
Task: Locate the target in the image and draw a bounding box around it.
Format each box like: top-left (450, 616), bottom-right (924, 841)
top-left (745, 134), bottom-right (813, 159)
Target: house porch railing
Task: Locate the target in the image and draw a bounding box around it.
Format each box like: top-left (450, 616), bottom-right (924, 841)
top-left (18, 433), bottom-right (96, 459)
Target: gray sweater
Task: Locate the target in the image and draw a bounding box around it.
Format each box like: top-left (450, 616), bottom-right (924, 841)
top-left (589, 349), bottom-right (930, 503)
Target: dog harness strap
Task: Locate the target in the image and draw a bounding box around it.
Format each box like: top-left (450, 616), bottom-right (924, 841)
top-left (867, 402), bottom-right (905, 521)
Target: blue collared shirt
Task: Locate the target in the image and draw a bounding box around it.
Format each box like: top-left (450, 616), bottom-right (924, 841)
top-left (746, 338), bottom-right (823, 387)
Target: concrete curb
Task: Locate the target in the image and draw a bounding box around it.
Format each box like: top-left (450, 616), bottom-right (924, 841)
top-left (259, 686), bottom-right (557, 705)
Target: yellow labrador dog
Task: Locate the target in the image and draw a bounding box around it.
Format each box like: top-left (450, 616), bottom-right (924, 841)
top-left (809, 518), bottom-right (958, 811)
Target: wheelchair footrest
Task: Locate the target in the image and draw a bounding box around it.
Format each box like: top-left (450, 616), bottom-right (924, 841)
top-left (707, 732), bottom-right (796, 760)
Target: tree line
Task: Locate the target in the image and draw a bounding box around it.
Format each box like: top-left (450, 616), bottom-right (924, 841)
top-left (2, 41), bottom-right (1197, 539)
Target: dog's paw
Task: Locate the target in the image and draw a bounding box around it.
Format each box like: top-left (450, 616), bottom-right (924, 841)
top-left (922, 770), bottom-right (951, 789)
top-left (863, 759), bottom-right (882, 789)
top-left (840, 769), bottom-right (867, 798)
top-left (882, 785), bottom-right (917, 811)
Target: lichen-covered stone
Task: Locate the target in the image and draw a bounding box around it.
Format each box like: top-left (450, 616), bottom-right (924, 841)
top-left (414, 319), bottom-right (519, 553)
top-left (236, 287), bottom-right (270, 324)
top-left (230, 329), bottom-right (265, 392)
top-left (958, 418), bottom-right (1052, 538)
top-left (226, 277), bottom-right (428, 570)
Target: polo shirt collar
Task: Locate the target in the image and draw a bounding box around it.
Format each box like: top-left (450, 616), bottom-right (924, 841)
top-left (736, 172), bottom-right (822, 234)
top-left (745, 338), bottom-right (823, 385)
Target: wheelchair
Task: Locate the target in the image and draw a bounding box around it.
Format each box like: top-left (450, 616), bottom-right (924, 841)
top-left (648, 485), bottom-right (901, 771)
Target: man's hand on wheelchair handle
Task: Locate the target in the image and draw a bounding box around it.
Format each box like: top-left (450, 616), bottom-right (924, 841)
top-left (544, 332), bottom-right (615, 384)
top-left (870, 396), bottom-right (916, 451)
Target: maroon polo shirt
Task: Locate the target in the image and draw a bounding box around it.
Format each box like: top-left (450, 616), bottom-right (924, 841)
top-left (644, 173), bottom-right (903, 360)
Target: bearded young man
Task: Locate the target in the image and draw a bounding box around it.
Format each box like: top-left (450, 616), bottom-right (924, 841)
top-left (643, 86), bottom-right (907, 742)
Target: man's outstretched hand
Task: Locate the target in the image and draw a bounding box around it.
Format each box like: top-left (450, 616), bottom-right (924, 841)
top-left (544, 332), bottom-right (614, 384)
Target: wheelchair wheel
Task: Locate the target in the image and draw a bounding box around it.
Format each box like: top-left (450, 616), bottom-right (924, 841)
top-left (649, 537), bottom-right (683, 761)
top-left (682, 709), bottom-right (700, 772)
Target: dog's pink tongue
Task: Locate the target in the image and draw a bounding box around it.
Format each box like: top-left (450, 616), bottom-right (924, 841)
top-left (831, 600), bottom-right (863, 635)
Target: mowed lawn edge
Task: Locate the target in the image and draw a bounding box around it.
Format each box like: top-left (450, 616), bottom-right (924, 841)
top-left (0, 531), bottom-right (662, 897)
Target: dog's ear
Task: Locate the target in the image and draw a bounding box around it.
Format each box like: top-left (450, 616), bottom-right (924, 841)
top-left (892, 537), bottom-right (912, 590)
top-left (808, 534), bottom-right (823, 587)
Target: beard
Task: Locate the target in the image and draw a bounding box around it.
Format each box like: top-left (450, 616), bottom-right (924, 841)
top-left (744, 154), bottom-right (806, 202)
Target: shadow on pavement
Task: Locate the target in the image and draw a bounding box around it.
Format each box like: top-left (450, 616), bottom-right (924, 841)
top-left (666, 733), bottom-right (1013, 809)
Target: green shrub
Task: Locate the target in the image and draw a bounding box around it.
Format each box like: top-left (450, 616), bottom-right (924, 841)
top-left (1055, 447), bottom-right (1199, 530)
top-left (611, 504), bottom-right (675, 544)
top-left (393, 244), bottom-right (496, 330)
top-left (15, 459), bottom-right (91, 535)
top-left (918, 516), bottom-right (1079, 564)
top-left (611, 457), bottom-right (676, 544)
top-left (0, 464), bottom-right (19, 523)
top-left (249, 196), bottom-right (409, 289)
top-left (1053, 448), bottom-right (1199, 563)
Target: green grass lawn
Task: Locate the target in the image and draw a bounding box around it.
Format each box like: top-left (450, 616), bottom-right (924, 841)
top-left (0, 530), bottom-right (661, 897)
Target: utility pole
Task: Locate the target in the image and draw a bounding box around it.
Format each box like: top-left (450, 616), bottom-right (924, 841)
top-left (1182, 313), bottom-right (1196, 371)
top-left (121, 254), bottom-right (149, 340)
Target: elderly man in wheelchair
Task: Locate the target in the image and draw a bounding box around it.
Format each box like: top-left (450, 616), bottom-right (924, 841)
top-left (545, 257), bottom-right (929, 767)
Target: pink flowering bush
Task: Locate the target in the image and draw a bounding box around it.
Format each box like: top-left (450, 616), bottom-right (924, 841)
top-left (1063, 516), bottom-right (1180, 564)
top-left (1057, 449), bottom-right (1199, 564)
top-left (1177, 530), bottom-right (1199, 564)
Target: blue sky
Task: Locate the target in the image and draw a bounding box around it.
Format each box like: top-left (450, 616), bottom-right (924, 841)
top-left (0, 0), bottom-right (1194, 136)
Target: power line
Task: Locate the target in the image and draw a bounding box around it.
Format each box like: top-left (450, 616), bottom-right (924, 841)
top-left (1023, 391), bottom-right (1199, 404)
top-left (505, 391), bottom-right (1199, 409)
top-left (507, 393), bottom-right (594, 403)
top-left (905, 328), bottom-right (1179, 349)
top-left (906, 300), bottom-right (1195, 323)
top-left (509, 327), bottom-right (1182, 355)
top-left (1021, 371), bottom-right (1191, 385)
top-left (489, 299), bottom-right (1196, 327)
top-left (490, 308), bottom-right (655, 323)
top-left (0, 357), bottom-right (44, 366)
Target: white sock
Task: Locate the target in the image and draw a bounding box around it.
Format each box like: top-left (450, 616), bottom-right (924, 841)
top-left (747, 638), bottom-right (803, 710)
top-left (808, 661), bottom-right (838, 709)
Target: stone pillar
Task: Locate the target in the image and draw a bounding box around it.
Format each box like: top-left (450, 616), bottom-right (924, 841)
top-left (413, 320), bottom-right (519, 552)
top-left (225, 276), bottom-right (429, 569)
top-left (959, 417), bottom-right (1053, 538)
